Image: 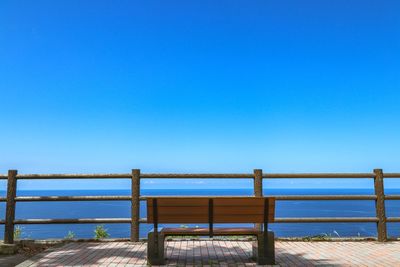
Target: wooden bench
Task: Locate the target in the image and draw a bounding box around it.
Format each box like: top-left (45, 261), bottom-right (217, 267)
top-left (146, 197), bottom-right (275, 265)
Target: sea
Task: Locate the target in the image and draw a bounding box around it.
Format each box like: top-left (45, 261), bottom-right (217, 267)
top-left (0, 188), bottom-right (399, 239)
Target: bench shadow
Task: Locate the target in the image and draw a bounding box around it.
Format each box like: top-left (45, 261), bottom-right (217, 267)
top-left (164, 241), bottom-right (343, 267)
top-left (25, 241), bottom-right (343, 266)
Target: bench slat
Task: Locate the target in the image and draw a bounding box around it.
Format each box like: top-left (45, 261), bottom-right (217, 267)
top-left (214, 214), bottom-right (274, 223)
top-left (152, 207), bottom-right (208, 215)
top-left (148, 215), bottom-right (210, 223)
top-left (214, 206), bottom-right (270, 215)
top-left (214, 198), bottom-right (265, 206)
top-left (147, 198), bottom-right (209, 207)
top-left (161, 227), bottom-right (260, 236)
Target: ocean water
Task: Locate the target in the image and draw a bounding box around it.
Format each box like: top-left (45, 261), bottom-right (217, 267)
top-left (0, 188), bottom-right (399, 239)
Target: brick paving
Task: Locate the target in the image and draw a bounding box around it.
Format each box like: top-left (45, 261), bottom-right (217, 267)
top-left (16, 240), bottom-right (400, 266)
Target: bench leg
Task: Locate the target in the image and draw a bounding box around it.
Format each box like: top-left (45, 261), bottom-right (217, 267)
top-left (147, 232), bottom-right (165, 265)
top-left (252, 230), bottom-right (275, 265)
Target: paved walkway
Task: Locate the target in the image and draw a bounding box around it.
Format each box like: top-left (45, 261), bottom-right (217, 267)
top-left (17, 240), bottom-right (400, 266)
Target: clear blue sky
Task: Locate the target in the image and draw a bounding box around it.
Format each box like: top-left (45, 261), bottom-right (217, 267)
top-left (1, 1), bottom-right (399, 190)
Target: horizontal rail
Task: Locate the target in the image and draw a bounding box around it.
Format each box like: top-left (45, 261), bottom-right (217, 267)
top-left (3, 172), bottom-right (396, 179)
top-left (139, 217), bottom-right (378, 224)
top-left (140, 174), bottom-right (254, 178)
top-left (15, 196), bottom-right (132, 202)
top-left (14, 218), bottom-right (148, 224)
top-left (263, 173), bottom-right (375, 178)
top-left (384, 195), bottom-right (400, 200)
top-left (387, 217), bottom-right (400, 222)
top-left (272, 195), bottom-right (376, 200)
top-left (0, 197), bottom-right (6, 202)
top-left (384, 173), bottom-right (400, 178)
top-left (139, 195), bottom-right (377, 200)
top-left (140, 196), bottom-right (257, 200)
top-left (14, 218), bottom-right (132, 224)
top-left (16, 174), bottom-right (131, 179)
top-left (4, 172), bottom-right (400, 179)
top-left (273, 217), bottom-right (379, 223)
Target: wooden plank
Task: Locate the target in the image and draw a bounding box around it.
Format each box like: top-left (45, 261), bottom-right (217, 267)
top-left (147, 198), bottom-right (209, 207)
top-left (213, 206), bottom-right (264, 215)
top-left (387, 217), bottom-right (400, 222)
top-left (15, 196), bottom-right (131, 201)
top-left (383, 173), bottom-right (400, 178)
top-left (14, 218), bottom-right (131, 224)
top-left (140, 217), bottom-right (379, 224)
top-left (9, 172), bottom-right (381, 179)
top-left (140, 195), bottom-right (377, 200)
top-left (385, 195), bottom-right (400, 200)
top-left (214, 214), bottom-right (274, 223)
top-left (140, 174), bottom-right (254, 178)
top-left (274, 195), bottom-right (377, 200)
top-left (16, 173), bottom-right (131, 179)
top-left (274, 217), bottom-right (378, 223)
top-left (263, 173), bottom-right (375, 178)
top-left (147, 198), bottom-right (209, 223)
top-left (214, 197), bottom-right (275, 206)
top-left (149, 206), bottom-right (208, 215)
top-left (148, 215), bottom-right (209, 223)
top-left (162, 227), bottom-right (259, 236)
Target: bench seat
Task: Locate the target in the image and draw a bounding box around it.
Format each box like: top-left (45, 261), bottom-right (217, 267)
top-left (162, 227), bottom-right (260, 236)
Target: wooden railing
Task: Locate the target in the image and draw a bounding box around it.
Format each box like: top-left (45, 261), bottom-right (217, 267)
top-left (0, 169), bottom-right (399, 244)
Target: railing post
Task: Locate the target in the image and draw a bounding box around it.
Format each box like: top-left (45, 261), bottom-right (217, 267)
top-left (131, 169), bottom-right (140, 242)
top-left (254, 169), bottom-right (263, 197)
top-left (374, 169), bottom-right (387, 242)
top-left (4, 170), bottom-right (17, 244)
top-left (254, 169), bottom-right (263, 231)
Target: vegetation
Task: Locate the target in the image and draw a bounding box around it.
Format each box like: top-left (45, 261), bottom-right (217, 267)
top-left (94, 225), bottom-right (110, 239)
top-left (64, 231), bottom-right (75, 240)
top-left (302, 231), bottom-right (341, 241)
top-left (14, 226), bottom-right (22, 240)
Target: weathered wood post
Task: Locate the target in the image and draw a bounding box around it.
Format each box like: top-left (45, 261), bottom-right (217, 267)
top-left (254, 169), bottom-right (263, 197)
top-left (4, 170), bottom-right (17, 244)
top-left (131, 169), bottom-right (140, 242)
top-left (373, 169), bottom-right (387, 242)
top-left (254, 169), bottom-right (263, 230)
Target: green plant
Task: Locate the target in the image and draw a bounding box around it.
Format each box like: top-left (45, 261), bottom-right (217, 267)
top-left (94, 225), bottom-right (109, 239)
top-left (14, 226), bottom-right (22, 240)
top-left (65, 231), bottom-right (75, 240)
top-left (302, 233), bottom-right (332, 241)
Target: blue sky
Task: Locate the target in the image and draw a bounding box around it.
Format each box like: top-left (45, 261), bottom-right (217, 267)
top-left (0, 1), bottom-right (399, 190)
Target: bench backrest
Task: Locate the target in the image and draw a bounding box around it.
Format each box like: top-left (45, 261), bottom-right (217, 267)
top-left (147, 197), bottom-right (275, 224)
